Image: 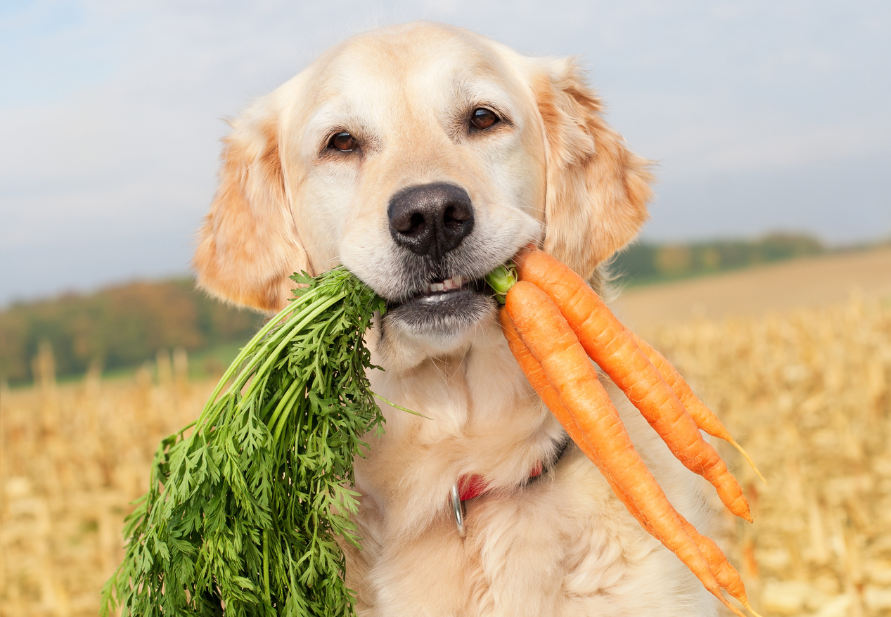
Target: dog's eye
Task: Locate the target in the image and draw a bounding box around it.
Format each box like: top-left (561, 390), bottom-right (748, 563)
top-left (328, 131), bottom-right (358, 152)
top-left (470, 108), bottom-right (500, 131)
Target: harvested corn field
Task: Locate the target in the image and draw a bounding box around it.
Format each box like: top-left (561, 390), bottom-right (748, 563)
top-left (0, 354), bottom-right (214, 616)
top-left (2, 294), bottom-right (890, 616)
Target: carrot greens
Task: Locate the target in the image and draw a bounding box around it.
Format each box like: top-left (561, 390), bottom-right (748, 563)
top-left (101, 267), bottom-right (386, 617)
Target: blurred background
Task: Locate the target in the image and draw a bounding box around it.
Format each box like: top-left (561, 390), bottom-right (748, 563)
top-left (1, 2), bottom-right (889, 616)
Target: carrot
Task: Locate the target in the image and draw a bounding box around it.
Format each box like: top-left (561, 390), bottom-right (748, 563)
top-left (677, 518), bottom-right (763, 617)
top-left (613, 476), bottom-right (762, 617)
top-left (608, 474), bottom-right (758, 617)
top-left (630, 333), bottom-right (766, 484)
top-left (503, 282), bottom-right (737, 610)
top-left (515, 248), bottom-right (753, 522)
top-left (501, 311), bottom-right (757, 617)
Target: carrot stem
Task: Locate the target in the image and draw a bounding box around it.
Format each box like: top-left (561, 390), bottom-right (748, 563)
top-left (485, 263), bottom-right (518, 304)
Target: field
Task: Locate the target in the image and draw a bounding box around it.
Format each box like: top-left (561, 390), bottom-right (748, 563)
top-left (2, 249), bottom-right (890, 616)
top-left (615, 246), bottom-right (891, 328)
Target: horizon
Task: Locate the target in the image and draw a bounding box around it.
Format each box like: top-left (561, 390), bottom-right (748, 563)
top-left (2, 1), bottom-right (890, 305)
top-left (2, 230), bottom-right (884, 309)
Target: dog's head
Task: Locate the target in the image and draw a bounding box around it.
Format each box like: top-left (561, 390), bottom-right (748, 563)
top-left (194, 22), bottom-right (652, 361)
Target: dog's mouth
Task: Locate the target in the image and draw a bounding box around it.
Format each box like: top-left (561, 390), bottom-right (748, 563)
top-left (392, 275), bottom-right (486, 306)
top-left (385, 274), bottom-right (493, 333)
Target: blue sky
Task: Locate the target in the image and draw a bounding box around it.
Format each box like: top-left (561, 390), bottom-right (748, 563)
top-left (2, 0), bottom-right (890, 304)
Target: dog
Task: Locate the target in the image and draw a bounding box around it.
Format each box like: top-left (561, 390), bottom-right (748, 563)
top-left (194, 22), bottom-right (724, 616)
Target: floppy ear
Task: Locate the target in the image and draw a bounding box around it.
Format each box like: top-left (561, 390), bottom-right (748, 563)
top-left (193, 98), bottom-right (311, 313)
top-left (533, 57), bottom-right (653, 281)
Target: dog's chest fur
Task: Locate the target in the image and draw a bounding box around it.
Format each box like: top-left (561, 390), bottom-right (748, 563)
top-left (341, 319), bottom-right (721, 617)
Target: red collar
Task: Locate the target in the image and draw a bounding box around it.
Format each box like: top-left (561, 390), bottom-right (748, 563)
top-left (456, 461), bottom-right (544, 502)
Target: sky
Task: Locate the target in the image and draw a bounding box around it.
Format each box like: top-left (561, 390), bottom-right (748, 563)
top-left (1, 0), bottom-right (889, 305)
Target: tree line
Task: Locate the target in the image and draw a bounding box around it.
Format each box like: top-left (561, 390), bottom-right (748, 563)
top-left (610, 233), bottom-right (826, 286)
top-left (0, 279), bottom-right (262, 384)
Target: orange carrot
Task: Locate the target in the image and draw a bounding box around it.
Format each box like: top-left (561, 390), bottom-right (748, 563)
top-left (504, 282), bottom-right (737, 610)
top-left (502, 311), bottom-right (757, 617)
top-left (630, 333), bottom-right (766, 483)
top-left (515, 248), bottom-right (752, 522)
top-left (500, 311), bottom-right (605, 468)
top-left (613, 476), bottom-right (761, 617)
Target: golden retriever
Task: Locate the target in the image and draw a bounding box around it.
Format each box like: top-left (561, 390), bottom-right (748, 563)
top-left (194, 22), bottom-right (724, 616)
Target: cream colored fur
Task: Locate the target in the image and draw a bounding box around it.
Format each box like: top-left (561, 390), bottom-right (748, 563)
top-left (194, 22), bottom-right (723, 616)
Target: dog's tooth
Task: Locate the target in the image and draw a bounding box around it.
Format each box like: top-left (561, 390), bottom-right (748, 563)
top-left (421, 276), bottom-right (468, 295)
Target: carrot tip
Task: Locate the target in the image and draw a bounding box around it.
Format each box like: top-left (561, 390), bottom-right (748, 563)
top-left (741, 600), bottom-right (764, 617)
top-left (717, 594), bottom-right (747, 617)
top-left (729, 438), bottom-right (767, 484)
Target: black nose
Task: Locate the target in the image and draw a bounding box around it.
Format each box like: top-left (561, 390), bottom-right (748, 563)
top-left (388, 183), bottom-right (474, 259)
